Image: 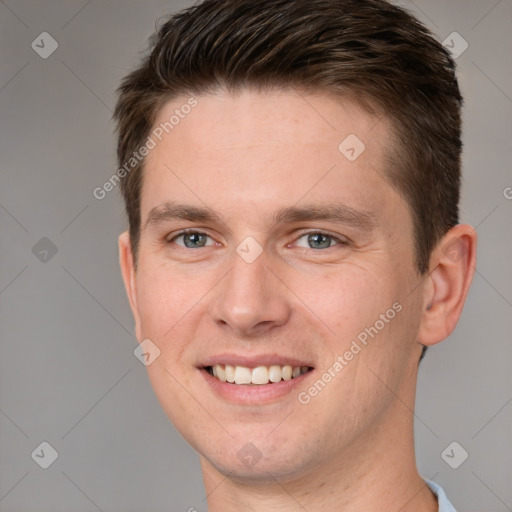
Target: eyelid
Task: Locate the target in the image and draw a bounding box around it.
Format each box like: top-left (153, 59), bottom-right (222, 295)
top-left (291, 229), bottom-right (350, 247)
top-left (166, 228), bottom-right (216, 246)
top-left (165, 228), bottom-right (350, 249)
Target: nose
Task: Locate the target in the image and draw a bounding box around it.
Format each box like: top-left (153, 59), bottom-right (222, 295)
top-left (211, 249), bottom-right (291, 337)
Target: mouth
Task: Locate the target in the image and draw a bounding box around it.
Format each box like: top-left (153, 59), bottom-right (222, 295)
top-left (205, 364), bottom-right (313, 385)
top-left (199, 355), bottom-right (315, 404)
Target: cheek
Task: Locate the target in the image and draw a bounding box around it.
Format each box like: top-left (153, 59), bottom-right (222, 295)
top-left (291, 265), bottom-right (397, 342)
top-left (135, 262), bottom-right (197, 339)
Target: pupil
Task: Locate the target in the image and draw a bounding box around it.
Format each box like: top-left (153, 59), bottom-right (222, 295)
top-left (309, 233), bottom-right (330, 249)
top-left (185, 233), bottom-right (205, 248)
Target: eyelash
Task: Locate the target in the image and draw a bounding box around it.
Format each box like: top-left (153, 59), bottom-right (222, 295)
top-left (293, 231), bottom-right (349, 249)
top-left (167, 229), bottom-right (217, 247)
top-left (167, 229), bottom-right (349, 249)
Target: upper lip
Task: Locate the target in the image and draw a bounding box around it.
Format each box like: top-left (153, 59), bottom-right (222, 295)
top-left (200, 353), bottom-right (314, 369)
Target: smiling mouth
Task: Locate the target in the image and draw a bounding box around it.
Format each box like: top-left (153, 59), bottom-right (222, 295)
top-left (205, 364), bottom-right (313, 385)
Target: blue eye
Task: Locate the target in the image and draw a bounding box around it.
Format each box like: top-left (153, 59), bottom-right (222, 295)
top-left (170, 231), bottom-right (214, 248)
top-left (295, 232), bottom-right (344, 249)
top-left (167, 230), bottom-right (347, 251)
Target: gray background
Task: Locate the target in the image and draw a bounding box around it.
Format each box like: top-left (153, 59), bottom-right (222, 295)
top-left (1, 0), bottom-right (511, 510)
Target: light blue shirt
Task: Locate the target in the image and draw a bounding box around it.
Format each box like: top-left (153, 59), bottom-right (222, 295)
top-left (426, 480), bottom-right (456, 512)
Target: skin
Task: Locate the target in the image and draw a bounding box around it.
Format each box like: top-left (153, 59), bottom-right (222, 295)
top-left (119, 88), bottom-right (477, 511)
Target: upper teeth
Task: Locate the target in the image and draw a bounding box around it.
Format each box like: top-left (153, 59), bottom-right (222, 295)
top-left (211, 364), bottom-right (309, 385)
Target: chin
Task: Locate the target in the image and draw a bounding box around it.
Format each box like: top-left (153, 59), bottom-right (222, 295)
top-left (197, 435), bottom-right (321, 484)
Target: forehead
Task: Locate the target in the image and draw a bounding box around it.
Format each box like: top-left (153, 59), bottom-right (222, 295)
top-left (151, 88), bottom-right (388, 152)
top-left (140, 88), bottom-right (402, 228)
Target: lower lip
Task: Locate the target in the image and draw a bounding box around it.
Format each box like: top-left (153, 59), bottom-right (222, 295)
top-left (200, 369), bottom-right (313, 405)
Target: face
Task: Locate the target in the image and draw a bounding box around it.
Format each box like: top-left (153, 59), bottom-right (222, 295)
top-left (120, 88), bottom-right (428, 483)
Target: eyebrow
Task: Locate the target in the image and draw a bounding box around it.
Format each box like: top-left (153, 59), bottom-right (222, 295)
top-left (145, 202), bottom-right (221, 229)
top-left (144, 201), bottom-right (377, 231)
top-left (272, 203), bottom-right (377, 230)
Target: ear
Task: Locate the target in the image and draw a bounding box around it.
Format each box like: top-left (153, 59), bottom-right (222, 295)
top-left (118, 231), bottom-right (142, 341)
top-left (418, 224), bottom-right (477, 346)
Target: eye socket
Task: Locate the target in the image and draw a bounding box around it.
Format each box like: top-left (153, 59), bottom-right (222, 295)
top-left (166, 230), bottom-right (348, 251)
top-left (168, 230), bottom-right (215, 248)
top-left (294, 232), bottom-right (347, 250)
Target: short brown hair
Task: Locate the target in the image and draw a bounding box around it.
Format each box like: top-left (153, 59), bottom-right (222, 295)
top-left (114, 0), bottom-right (462, 276)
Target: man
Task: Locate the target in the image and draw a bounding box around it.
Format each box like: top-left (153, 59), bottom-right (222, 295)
top-left (115, 0), bottom-right (476, 510)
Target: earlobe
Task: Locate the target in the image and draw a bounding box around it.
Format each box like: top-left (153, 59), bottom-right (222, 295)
top-left (118, 231), bottom-right (142, 341)
top-left (417, 224), bottom-right (477, 347)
